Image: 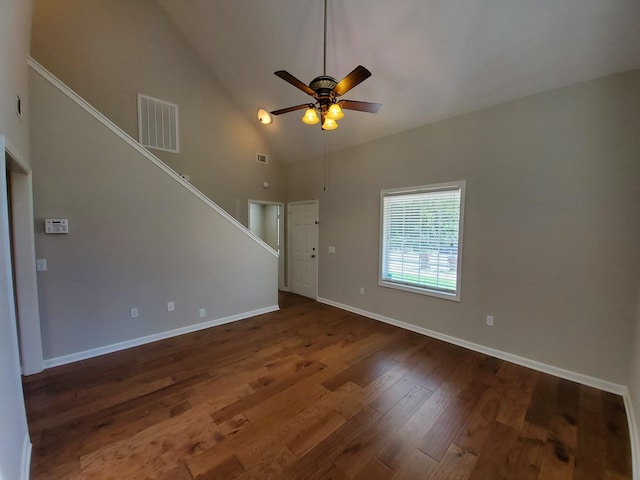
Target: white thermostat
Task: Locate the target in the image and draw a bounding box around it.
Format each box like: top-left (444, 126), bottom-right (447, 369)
top-left (45, 218), bottom-right (69, 234)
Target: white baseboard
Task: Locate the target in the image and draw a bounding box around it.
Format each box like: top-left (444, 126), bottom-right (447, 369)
top-left (43, 305), bottom-right (279, 369)
top-left (317, 296), bottom-right (625, 395)
top-left (21, 433), bottom-right (31, 480)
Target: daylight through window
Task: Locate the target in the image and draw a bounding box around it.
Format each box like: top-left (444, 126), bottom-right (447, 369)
top-left (380, 181), bottom-right (465, 301)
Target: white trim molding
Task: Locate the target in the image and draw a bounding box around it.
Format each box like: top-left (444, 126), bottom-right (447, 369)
top-left (21, 433), bottom-right (32, 480)
top-left (623, 390), bottom-right (640, 480)
top-left (27, 57), bottom-right (276, 258)
top-left (43, 305), bottom-right (279, 369)
top-left (317, 296), bottom-right (626, 395)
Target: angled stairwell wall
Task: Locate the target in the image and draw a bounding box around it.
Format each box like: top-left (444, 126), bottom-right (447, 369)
top-left (30, 0), bottom-right (287, 226)
top-left (29, 60), bottom-right (279, 365)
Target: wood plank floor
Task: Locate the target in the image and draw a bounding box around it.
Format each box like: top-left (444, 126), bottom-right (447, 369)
top-left (23, 293), bottom-right (633, 479)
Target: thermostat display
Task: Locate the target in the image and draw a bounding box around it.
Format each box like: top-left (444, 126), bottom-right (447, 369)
top-left (45, 219), bottom-right (69, 234)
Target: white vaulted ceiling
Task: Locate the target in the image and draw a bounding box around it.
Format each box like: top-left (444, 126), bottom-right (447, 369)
top-left (158, 0), bottom-right (640, 162)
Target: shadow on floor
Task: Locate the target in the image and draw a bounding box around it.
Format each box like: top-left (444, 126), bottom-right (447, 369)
top-left (278, 291), bottom-right (314, 310)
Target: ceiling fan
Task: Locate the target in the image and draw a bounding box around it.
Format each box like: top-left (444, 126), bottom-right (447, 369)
top-left (270, 0), bottom-right (382, 131)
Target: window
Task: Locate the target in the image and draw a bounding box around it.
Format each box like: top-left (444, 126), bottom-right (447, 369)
top-left (380, 181), bottom-right (466, 301)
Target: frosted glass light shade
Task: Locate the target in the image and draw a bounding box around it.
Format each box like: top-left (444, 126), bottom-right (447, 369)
top-left (257, 109), bottom-right (272, 124)
top-left (322, 117), bottom-right (338, 130)
top-left (302, 108), bottom-right (320, 125)
top-left (326, 103), bottom-right (344, 120)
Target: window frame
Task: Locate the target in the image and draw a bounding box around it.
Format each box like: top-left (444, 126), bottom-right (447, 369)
top-left (379, 180), bottom-right (466, 301)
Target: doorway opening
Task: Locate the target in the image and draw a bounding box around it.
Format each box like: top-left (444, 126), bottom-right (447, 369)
top-left (4, 144), bottom-right (44, 375)
top-left (6, 162), bottom-right (22, 362)
top-left (248, 200), bottom-right (285, 290)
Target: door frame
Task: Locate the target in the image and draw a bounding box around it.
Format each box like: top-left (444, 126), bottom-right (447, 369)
top-left (248, 199), bottom-right (286, 291)
top-left (5, 143), bottom-right (44, 375)
top-left (287, 200), bottom-right (319, 299)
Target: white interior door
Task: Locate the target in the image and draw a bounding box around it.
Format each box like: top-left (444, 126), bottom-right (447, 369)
top-left (288, 201), bottom-right (318, 299)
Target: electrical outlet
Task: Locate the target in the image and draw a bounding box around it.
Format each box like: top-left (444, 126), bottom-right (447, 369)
top-left (36, 259), bottom-right (48, 271)
top-left (328, 246), bottom-right (336, 254)
top-left (167, 301), bottom-right (175, 312)
top-left (360, 287), bottom-right (365, 295)
top-left (486, 315), bottom-right (494, 326)
top-left (199, 308), bottom-right (206, 318)
top-left (130, 308), bottom-right (139, 319)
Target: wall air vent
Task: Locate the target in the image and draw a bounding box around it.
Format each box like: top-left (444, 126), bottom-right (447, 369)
top-left (256, 153), bottom-right (269, 165)
top-left (137, 94), bottom-right (180, 153)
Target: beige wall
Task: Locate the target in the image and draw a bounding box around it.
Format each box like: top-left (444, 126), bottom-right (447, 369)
top-left (0, 0), bottom-right (34, 476)
top-left (264, 205), bottom-right (279, 251)
top-left (0, 0), bottom-right (32, 164)
top-left (30, 0), bottom-right (285, 225)
top-left (30, 67), bottom-right (278, 360)
top-left (249, 203), bottom-right (265, 240)
top-left (287, 70), bottom-right (640, 384)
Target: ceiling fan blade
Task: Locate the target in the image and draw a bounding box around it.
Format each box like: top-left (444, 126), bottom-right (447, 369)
top-left (333, 66), bottom-right (372, 96)
top-left (271, 104), bottom-right (310, 116)
top-left (274, 71), bottom-right (316, 96)
top-left (340, 100), bottom-right (382, 113)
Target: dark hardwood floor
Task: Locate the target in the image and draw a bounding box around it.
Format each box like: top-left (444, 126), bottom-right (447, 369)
top-left (23, 292), bottom-right (632, 479)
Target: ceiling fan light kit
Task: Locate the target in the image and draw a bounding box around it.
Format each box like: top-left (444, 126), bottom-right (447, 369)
top-left (326, 103), bottom-right (344, 120)
top-left (257, 108), bottom-right (272, 125)
top-left (302, 107), bottom-right (320, 125)
top-left (270, 0), bottom-right (382, 131)
top-left (322, 117), bottom-right (338, 130)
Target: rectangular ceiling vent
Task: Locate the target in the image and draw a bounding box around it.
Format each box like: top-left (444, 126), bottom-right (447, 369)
top-left (137, 93), bottom-right (180, 153)
top-left (256, 153), bottom-right (270, 165)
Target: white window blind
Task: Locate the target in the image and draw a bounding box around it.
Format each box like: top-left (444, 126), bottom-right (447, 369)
top-left (137, 94), bottom-right (180, 153)
top-left (380, 181), bottom-right (465, 300)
